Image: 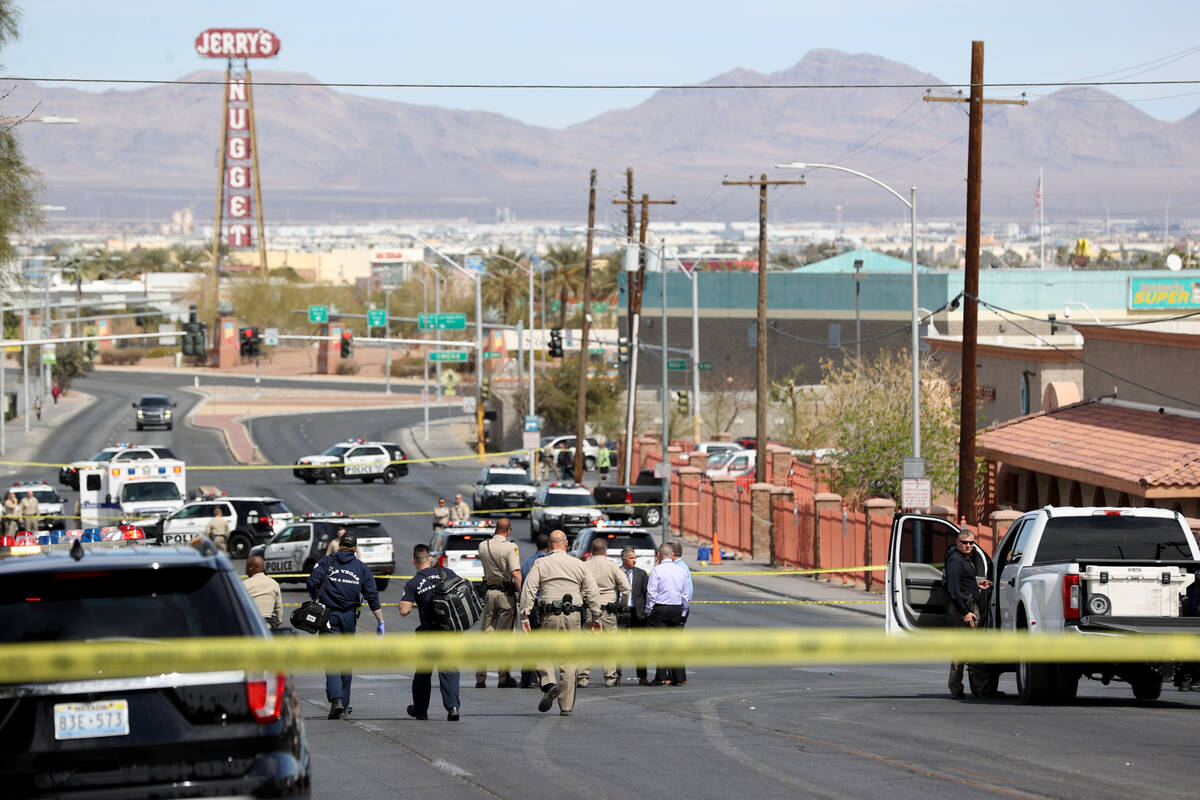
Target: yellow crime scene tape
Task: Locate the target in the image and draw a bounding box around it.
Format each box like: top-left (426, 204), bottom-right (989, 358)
top-left (5, 628), bottom-right (1200, 683)
top-left (273, 599), bottom-right (883, 607)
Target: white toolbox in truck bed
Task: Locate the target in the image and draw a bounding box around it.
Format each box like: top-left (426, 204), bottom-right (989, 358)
top-left (1081, 565), bottom-right (1195, 617)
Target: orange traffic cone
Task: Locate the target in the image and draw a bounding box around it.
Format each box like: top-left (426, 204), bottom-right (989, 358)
top-left (711, 529), bottom-right (722, 565)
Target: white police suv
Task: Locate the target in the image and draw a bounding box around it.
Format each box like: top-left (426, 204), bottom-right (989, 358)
top-left (530, 482), bottom-right (605, 541)
top-left (293, 439), bottom-right (409, 484)
top-left (472, 465), bottom-right (538, 517)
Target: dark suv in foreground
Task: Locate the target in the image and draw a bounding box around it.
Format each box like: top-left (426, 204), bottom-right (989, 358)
top-left (0, 542), bottom-right (310, 798)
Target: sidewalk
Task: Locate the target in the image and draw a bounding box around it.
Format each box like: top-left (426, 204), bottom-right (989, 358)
top-left (0, 389), bottom-right (97, 476)
top-left (394, 415), bottom-right (884, 619)
top-left (183, 385), bottom-right (460, 464)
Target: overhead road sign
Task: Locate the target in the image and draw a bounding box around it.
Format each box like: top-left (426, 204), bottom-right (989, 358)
top-left (308, 305), bottom-right (328, 324)
top-left (429, 351), bottom-right (469, 362)
top-left (418, 313), bottom-right (467, 331)
top-left (667, 359), bottom-right (688, 371)
top-left (483, 350), bottom-right (503, 359)
top-left (366, 309), bottom-right (387, 327)
top-left (698, 361), bottom-right (713, 370)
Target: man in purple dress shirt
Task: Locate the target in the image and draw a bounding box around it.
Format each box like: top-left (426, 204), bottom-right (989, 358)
top-left (645, 543), bottom-right (690, 686)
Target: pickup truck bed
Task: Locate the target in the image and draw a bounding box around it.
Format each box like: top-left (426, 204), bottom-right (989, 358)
top-left (592, 470), bottom-right (665, 525)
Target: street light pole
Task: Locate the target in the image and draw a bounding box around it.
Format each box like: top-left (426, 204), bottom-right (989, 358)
top-left (659, 239), bottom-right (670, 539)
top-left (777, 161), bottom-right (922, 464)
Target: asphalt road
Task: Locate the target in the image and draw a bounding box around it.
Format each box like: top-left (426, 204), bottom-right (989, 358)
top-left (33, 371), bottom-right (1200, 800)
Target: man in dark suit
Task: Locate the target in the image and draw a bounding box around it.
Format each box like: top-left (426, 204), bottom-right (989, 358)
top-left (616, 547), bottom-right (650, 684)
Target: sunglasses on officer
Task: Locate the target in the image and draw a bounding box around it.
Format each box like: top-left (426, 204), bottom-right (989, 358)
top-left (958, 538), bottom-right (976, 548)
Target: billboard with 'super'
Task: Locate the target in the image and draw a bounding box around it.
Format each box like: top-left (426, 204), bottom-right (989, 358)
top-left (1129, 276), bottom-right (1200, 310)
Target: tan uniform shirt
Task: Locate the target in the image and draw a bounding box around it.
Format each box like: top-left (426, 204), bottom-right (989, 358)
top-left (205, 516), bottom-right (230, 538)
top-left (242, 572), bottom-right (284, 627)
top-left (433, 506), bottom-right (451, 527)
top-left (17, 496), bottom-right (39, 529)
top-left (450, 501), bottom-right (471, 522)
top-left (583, 556), bottom-right (630, 607)
top-left (519, 549), bottom-right (601, 624)
top-left (478, 535), bottom-right (521, 589)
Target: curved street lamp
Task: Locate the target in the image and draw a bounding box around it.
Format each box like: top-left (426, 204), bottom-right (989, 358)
top-left (776, 162), bottom-right (923, 467)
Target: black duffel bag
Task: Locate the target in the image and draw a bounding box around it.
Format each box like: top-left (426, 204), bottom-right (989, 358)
top-left (291, 568), bottom-right (333, 634)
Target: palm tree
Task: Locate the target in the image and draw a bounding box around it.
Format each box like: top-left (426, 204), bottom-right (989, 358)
top-left (543, 243), bottom-right (586, 329)
top-left (481, 245), bottom-right (527, 325)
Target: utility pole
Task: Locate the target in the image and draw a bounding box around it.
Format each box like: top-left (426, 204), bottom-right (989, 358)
top-left (574, 170), bottom-right (597, 483)
top-left (612, 190), bottom-right (675, 484)
top-left (723, 174), bottom-right (805, 484)
top-left (925, 42), bottom-right (1026, 525)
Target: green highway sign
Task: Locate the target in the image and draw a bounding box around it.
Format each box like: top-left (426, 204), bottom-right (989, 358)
top-left (483, 350), bottom-right (503, 359)
top-left (418, 312), bottom-right (467, 331)
top-left (366, 309), bottom-right (387, 327)
top-left (429, 351), bottom-right (469, 362)
top-left (698, 361), bottom-right (713, 370)
top-left (667, 358), bottom-right (688, 371)
top-left (308, 305), bottom-right (328, 324)
top-left (588, 347), bottom-right (604, 355)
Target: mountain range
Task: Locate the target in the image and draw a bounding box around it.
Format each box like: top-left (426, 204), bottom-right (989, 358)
top-left (15, 49), bottom-right (1200, 224)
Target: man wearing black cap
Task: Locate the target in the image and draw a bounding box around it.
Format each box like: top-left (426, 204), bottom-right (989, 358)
top-left (307, 532), bottom-right (385, 719)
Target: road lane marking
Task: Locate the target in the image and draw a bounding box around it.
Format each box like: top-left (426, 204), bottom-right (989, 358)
top-left (433, 760), bottom-right (472, 777)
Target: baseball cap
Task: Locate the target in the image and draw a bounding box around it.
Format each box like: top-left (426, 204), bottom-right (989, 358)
top-left (339, 533), bottom-right (357, 549)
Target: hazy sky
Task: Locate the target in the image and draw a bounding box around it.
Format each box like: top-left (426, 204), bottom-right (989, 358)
top-left (5, 1), bottom-right (1199, 129)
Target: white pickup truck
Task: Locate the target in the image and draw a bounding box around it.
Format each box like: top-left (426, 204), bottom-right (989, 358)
top-left (887, 506), bottom-right (1200, 704)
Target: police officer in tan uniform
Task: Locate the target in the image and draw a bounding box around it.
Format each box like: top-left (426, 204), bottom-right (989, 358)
top-left (450, 493), bottom-right (472, 523)
top-left (519, 530), bottom-right (601, 716)
top-left (205, 506), bottom-right (230, 554)
top-left (577, 537), bottom-right (630, 688)
top-left (17, 490), bottom-right (39, 532)
top-left (475, 517), bottom-right (522, 688)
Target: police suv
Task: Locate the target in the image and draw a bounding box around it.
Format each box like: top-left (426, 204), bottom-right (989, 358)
top-left (428, 520), bottom-right (497, 581)
top-left (251, 512), bottom-right (397, 590)
top-left (472, 465), bottom-right (538, 516)
top-left (292, 439), bottom-right (409, 484)
top-left (530, 482), bottom-right (605, 541)
top-left (153, 495), bottom-right (294, 558)
top-left (566, 520), bottom-right (658, 572)
top-left (58, 443), bottom-right (178, 490)
top-left (9, 481), bottom-right (67, 531)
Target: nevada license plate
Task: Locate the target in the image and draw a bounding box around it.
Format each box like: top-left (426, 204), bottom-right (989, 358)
top-left (54, 700), bottom-right (130, 740)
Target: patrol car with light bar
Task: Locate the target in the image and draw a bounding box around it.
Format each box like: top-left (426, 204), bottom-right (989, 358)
top-left (530, 482), bottom-right (605, 541)
top-left (251, 512), bottom-right (396, 590)
top-left (566, 520), bottom-right (659, 572)
top-left (292, 439), bottom-right (409, 485)
top-left (9, 481), bottom-right (67, 531)
top-left (472, 465), bottom-right (537, 516)
top-left (58, 443), bottom-right (178, 490)
top-left (428, 519), bottom-right (497, 581)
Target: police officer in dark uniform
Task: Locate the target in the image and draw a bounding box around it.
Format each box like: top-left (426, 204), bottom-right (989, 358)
top-left (943, 530), bottom-right (999, 699)
top-left (307, 533), bottom-right (386, 719)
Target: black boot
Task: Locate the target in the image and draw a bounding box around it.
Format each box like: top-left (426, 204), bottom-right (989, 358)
top-left (328, 698), bottom-right (345, 720)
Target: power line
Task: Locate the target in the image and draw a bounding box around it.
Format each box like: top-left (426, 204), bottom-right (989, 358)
top-left (969, 295), bottom-right (1200, 409)
top-left (7, 75), bottom-right (1200, 91)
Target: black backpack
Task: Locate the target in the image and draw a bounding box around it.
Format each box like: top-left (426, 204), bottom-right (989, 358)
top-left (429, 569), bottom-right (484, 631)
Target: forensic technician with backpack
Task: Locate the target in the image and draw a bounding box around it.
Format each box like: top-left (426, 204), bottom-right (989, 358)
top-left (305, 533), bottom-right (385, 720)
top-left (398, 543), bottom-right (482, 721)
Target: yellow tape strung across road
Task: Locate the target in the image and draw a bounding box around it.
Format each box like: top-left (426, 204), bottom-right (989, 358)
top-left (5, 628), bottom-right (1200, 683)
top-left (0, 449), bottom-right (532, 470)
top-left (272, 599), bottom-right (885, 607)
top-left (693, 566), bottom-right (886, 576)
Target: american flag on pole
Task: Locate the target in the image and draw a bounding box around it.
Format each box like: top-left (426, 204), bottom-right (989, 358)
top-left (1034, 175), bottom-right (1042, 212)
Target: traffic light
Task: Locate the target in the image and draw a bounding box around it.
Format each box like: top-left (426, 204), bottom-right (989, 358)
top-left (196, 322), bottom-right (208, 357)
top-left (480, 377), bottom-right (491, 402)
top-left (181, 322), bottom-right (197, 356)
top-left (548, 328), bottom-right (563, 358)
top-left (617, 335), bottom-right (630, 363)
top-left (239, 327), bottom-right (251, 357)
top-left (340, 330), bottom-right (354, 358)
top-left (248, 329), bottom-right (261, 358)
top-left (676, 389), bottom-right (689, 414)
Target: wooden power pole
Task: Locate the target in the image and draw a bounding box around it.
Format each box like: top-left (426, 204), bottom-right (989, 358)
top-left (925, 42), bottom-right (1025, 524)
top-left (574, 170), bottom-right (597, 483)
top-left (612, 191), bottom-right (675, 484)
top-left (722, 174), bottom-right (805, 484)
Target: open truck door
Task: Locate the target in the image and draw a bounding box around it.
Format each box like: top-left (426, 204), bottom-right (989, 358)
top-left (886, 514), bottom-right (992, 634)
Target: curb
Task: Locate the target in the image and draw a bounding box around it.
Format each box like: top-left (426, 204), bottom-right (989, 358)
top-left (400, 415), bottom-right (475, 468)
top-left (181, 389), bottom-right (262, 465)
top-left (1, 391), bottom-right (98, 467)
